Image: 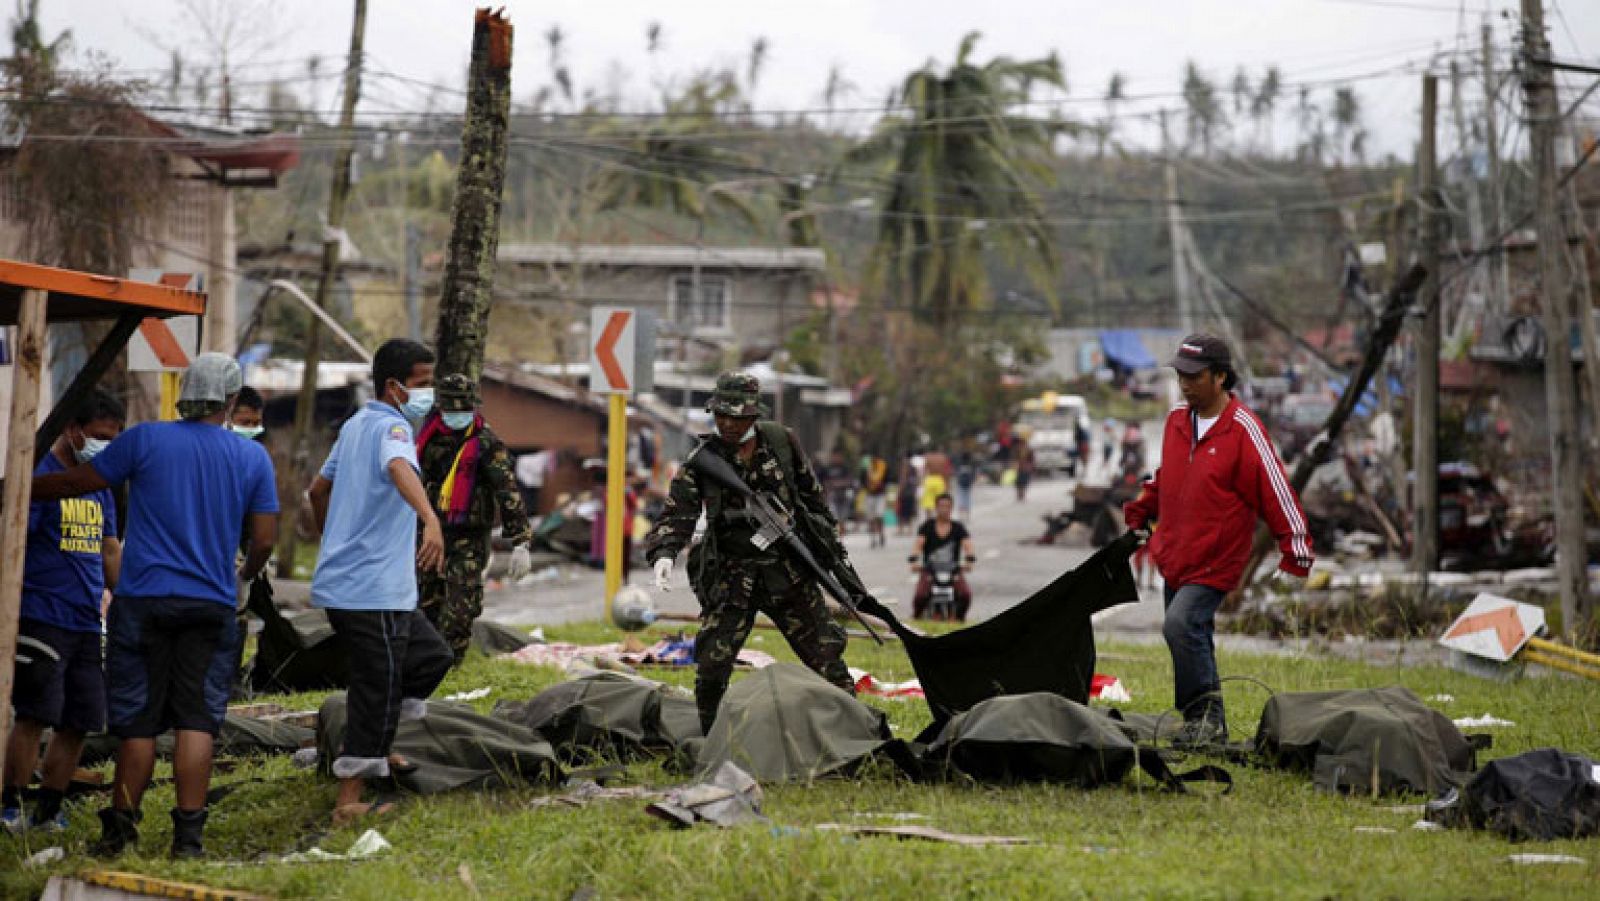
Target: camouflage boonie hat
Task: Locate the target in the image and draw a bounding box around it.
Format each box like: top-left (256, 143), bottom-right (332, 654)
top-left (706, 371), bottom-right (767, 417)
top-left (436, 373), bottom-right (480, 411)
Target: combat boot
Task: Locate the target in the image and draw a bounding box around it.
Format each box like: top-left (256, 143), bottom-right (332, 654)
top-left (170, 807), bottom-right (208, 859)
top-left (89, 807), bottom-right (140, 858)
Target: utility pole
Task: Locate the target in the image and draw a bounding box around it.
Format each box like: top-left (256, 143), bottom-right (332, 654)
top-left (279, 0), bottom-right (367, 573)
top-left (1161, 110), bottom-right (1195, 333)
top-left (434, 8), bottom-right (514, 383)
top-left (1481, 17), bottom-right (1511, 316)
top-left (1521, 0), bottom-right (1591, 640)
top-left (1448, 59), bottom-right (1488, 345)
top-left (1413, 73), bottom-right (1441, 577)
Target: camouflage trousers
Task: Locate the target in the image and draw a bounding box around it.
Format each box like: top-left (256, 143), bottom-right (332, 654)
top-left (419, 529), bottom-right (490, 664)
top-left (693, 559), bottom-right (854, 734)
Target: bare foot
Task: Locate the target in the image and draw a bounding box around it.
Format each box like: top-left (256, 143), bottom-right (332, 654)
top-left (332, 801), bottom-right (395, 828)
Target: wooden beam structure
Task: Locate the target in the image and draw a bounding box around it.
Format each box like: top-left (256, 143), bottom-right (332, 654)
top-left (0, 289), bottom-right (47, 782)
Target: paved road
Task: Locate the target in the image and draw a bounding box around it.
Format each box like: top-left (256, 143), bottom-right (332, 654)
top-left (478, 427), bottom-right (1171, 632)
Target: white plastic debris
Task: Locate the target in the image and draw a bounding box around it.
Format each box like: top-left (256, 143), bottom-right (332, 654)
top-left (292, 747), bottom-right (321, 769)
top-left (1453, 714), bottom-right (1515, 729)
top-left (1427, 694), bottom-right (1455, 704)
top-left (24, 847), bottom-right (64, 867)
top-left (1411, 820), bottom-right (1444, 832)
top-left (279, 829), bottom-right (392, 864)
top-left (1506, 854), bottom-right (1586, 866)
top-left (445, 687), bottom-right (492, 702)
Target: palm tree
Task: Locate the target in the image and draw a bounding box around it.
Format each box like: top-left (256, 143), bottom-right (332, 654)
top-left (1098, 70), bottom-right (1126, 157)
top-left (1251, 66), bottom-right (1282, 156)
top-left (587, 72), bottom-right (759, 227)
top-left (1230, 66), bottom-right (1251, 149)
top-left (848, 31), bottom-right (1065, 326)
top-left (1331, 87), bottom-right (1361, 166)
top-left (1181, 61), bottom-right (1225, 156)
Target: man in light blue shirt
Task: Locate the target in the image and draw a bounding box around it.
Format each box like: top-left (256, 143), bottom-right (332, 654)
top-left (307, 338), bottom-right (451, 826)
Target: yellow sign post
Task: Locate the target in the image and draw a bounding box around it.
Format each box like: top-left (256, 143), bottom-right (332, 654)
top-left (159, 371), bottom-right (180, 420)
top-left (590, 306), bottom-right (644, 622)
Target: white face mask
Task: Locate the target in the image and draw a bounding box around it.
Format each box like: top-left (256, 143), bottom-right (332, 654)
top-left (740, 424), bottom-right (756, 443)
top-left (74, 434), bottom-right (111, 464)
top-left (230, 424), bottom-right (265, 440)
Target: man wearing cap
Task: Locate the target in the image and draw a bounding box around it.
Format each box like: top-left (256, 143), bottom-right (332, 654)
top-left (1124, 334), bottom-right (1312, 750)
top-left (646, 372), bottom-right (857, 734)
top-left (31, 354), bottom-right (279, 858)
top-left (415, 373), bottom-right (534, 663)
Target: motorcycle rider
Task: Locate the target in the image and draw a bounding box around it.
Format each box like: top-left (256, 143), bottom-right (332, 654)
top-left (910, 493), bottom-right (975, 621)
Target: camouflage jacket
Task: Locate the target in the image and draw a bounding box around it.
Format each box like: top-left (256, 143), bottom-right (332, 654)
top-left (645, 423), bottom-right (838, 569)
top-left (418, 421), bottom-right (533, 545)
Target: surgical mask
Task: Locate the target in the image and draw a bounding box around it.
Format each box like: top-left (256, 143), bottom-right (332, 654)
top-left (395, 383), bottom-right (435, 421)
top-left (441, 411), bottom-right (475, 431)
top-left (230, 424), bottom-right (265, 440)
top-left (74, 435), bottom-right (110, 463)
top-left (740, 424), bottom-right (756, 443)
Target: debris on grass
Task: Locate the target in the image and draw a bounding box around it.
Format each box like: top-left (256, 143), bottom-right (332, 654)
top-left (1505, 854), bottom-right (1586, 866)
top-left (1412, 820), bottom-right (1445, 832)
top-left (1453, 714), bottom-right (1516, 729)
top-left (276, 829), bottom-right (391, 864)
top-left (644, 762), bottom-right (766, 828)
top-left (1352, 827), bottom-right (1395, 834)
top-left (816, 824), bottom-right (1036, 846)
top-left (445, 687), bottom-right (493, 702)
top-left (23, 847), bottom-right (63, 867)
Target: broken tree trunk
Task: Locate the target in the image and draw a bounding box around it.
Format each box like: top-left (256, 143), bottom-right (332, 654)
top-left (434, 8), bottom-right (513, 383)
top-left (1229, 264), bottom-right (1428, 599)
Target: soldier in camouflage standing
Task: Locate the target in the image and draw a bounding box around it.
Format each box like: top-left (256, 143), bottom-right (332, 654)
top-left (646, 372), bottom-right (857, 734)
top-left (416, 374), bottom-right (534, 663)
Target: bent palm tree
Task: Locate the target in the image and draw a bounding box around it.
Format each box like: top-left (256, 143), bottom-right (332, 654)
top-left (849, 32), bottom-right (1066, 326)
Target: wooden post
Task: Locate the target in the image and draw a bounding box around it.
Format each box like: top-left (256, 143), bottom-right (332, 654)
top-left (1481, 17), bottom-right (1510, 316)
top-left (0, 288), bottom-right (48, 782)
top-left (433, 7), bottom-right (514, 384)
top-left (279, 0), bottom-right (368, 572)
top-left (1522, 0), bottom-right (1592, 639)
top-left (33, 311), bottom-right (141, 461)
top-left (1413, 73), bottom-right (1441, 577)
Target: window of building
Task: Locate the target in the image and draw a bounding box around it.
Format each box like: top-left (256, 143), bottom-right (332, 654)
top-left (669, 274), bottom-right (731, 332)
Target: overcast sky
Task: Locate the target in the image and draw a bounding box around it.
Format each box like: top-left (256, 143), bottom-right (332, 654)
top-left (46, 0), bottom-right (1600, 160)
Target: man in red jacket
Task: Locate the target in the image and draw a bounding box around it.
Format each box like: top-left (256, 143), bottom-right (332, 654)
top-left (1124, 334), bottom-right (1312, 750)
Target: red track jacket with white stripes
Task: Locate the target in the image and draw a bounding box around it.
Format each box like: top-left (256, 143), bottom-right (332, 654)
top-left (1124, 396), bottom-right (1313, 592)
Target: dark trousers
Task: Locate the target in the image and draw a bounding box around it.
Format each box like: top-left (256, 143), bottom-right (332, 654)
top-left (1162, 583), bottom-right (1227, 725)
top-left (324, 608), bottom-right (452, 768)
top-left (911, 572), bottom-right (972, 621)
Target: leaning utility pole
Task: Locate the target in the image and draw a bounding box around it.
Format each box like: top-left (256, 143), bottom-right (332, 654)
top-left (1448, 59), bottom-right (1488, 345)
top-left (1413, 73), bottom-right (1441, 577)
top-left (1521, 0), bottom-right (1591, 639)
top-left (279, 0), bottom-right (367, 572)
top-left (1161, 110), bottom-right (1195, 334)
top-left (434, 8), bottom-right (514, 383)
top-left (1481, 17), bottom-right (1511, 316)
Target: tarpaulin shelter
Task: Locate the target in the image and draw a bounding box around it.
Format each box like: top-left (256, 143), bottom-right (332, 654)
top-left (0, 259), bottom-right (207, 783)
top-left (861, 534), bottom-right (1140, 728)
top-left (1099, 330), bottom-right (1158, 371)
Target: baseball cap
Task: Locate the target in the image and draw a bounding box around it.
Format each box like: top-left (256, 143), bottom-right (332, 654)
top-left (1167, 333), bottom-right (1232, 375)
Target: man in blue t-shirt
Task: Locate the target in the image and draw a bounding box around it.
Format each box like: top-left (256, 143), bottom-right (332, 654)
top-left (307, 338), bottom-right (451, 826)
top-left (3, 389), bottom-right (124, 833)
top-left (31, 353), bottom-right (279, 859)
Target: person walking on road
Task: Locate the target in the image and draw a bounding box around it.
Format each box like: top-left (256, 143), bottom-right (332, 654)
top-left (1124, 334), bottom-right (1312, 751)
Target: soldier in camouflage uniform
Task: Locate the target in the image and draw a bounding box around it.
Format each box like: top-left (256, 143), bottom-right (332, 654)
top-left (416, 374), bottom-right (534, 663)
top-left (646, 372), bottom-right (856, 733)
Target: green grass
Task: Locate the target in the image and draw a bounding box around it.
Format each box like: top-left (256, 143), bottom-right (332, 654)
top-left (4, 623), bottom-right (1597, 899)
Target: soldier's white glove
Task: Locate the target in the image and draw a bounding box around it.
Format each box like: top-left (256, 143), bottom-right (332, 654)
top-left (507, 546), bottom-right (532, 582)
top-left (654, 558), bottom-right (674, 592)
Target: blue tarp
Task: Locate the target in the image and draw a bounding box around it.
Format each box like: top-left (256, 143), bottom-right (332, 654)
top-left (1328, 375), bottom-right (1406, 418)
top-left (1100, 330), bottom-right (1157, 370)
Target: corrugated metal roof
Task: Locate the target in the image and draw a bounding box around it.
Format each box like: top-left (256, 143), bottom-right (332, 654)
top-left (499, 243), bottom-right (826, 271)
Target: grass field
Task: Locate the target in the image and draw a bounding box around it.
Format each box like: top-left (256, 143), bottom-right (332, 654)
top-left (3, 621), bottom-right (1597, 899)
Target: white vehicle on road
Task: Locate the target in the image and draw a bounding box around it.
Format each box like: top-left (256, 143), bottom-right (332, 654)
top-left (1018, 393), bottom-right (1090, 476)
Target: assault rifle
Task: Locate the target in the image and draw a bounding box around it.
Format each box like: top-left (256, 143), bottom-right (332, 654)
top-left (685, 441), bottom-right (886, 644)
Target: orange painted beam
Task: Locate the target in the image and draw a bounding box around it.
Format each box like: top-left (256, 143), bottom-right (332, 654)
top-left (0, 258), bottom-right (207, 325)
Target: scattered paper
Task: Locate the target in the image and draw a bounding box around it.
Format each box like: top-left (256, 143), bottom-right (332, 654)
top-left (1381, 804), bottom-right (1425, 815)
top-left (851, 812), bottom-right (928, 821)
top-left (24, 847), bottom-right (64, 867)
top-left (445, 687), bottom-right (493, 702)
top-left (817, 824), bottom-right (1035, 846)
top-left (1353, 827), bottom-right (1395, 834)
top-left (1506, 854), bottom-right (1586, 866)
top-left (1427, 694), bottom-right (1455, 703)
top-left (1453, 714), bottom-right (1515, 729)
